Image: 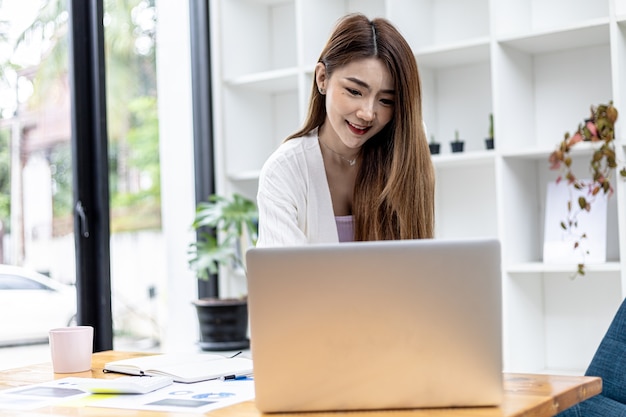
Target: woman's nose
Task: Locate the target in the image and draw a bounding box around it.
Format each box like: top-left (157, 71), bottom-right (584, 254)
top-left (357, 100), bottom-right (375, 121)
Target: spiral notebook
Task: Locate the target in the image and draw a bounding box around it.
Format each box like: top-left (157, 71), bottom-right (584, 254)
top-left (103, 353), bottom-right (253, 383)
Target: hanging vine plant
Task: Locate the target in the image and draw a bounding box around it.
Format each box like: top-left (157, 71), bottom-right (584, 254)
top-left (548, 101), bottom-right (626, 276)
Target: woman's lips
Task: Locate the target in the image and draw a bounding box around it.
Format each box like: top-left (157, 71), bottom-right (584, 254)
top-left (347, 121), bottom-right (370, 135)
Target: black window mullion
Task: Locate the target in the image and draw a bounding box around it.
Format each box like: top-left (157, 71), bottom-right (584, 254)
top-left (189, 0), bottom-right (218, 299)
top-left (68, 0), bottom-right (113, 351)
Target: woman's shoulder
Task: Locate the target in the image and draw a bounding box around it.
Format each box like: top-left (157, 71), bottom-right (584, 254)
top-left (267, 134), bottom-right (317, 162)
top-left (283, 133), bottom-right (318, 149)
top-left (260, 134), bottom-right (319, 183)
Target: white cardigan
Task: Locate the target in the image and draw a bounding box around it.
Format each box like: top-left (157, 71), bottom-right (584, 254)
top-left (256, 134), bottom-right (339, 247)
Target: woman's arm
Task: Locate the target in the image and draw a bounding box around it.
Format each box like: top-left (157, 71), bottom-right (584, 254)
top-left (256, 152), bottom-right (308, 247)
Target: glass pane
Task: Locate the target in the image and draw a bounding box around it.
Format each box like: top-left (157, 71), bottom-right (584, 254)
top-left (103, 0), bottom-right (164, 351)
top-left (0, 0), bottom-right (166, 368)
top-left (0, 0), bottom-right (76, 367)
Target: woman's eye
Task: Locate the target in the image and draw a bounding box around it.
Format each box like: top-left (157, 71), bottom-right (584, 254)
top-left (346, 88), bottom-right (361, 96)
top-left (380, 98), bottom-right (394, 106)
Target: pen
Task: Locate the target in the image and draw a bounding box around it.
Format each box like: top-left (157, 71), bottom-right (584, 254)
top-left (221, 374), bottom-right (251, 381)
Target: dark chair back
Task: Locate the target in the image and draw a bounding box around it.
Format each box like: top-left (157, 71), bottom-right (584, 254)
top-left (557, 298), bottom-right (626, 416)
top-left (585, 297), bottom-right (626, 403)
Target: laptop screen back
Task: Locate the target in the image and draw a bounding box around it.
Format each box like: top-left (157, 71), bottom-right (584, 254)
top-left (246, 238), bottom-right (503, 412)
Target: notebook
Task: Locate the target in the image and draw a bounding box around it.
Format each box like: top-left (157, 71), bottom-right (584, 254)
top-left (103, 353), bottom-right (253, 383)
top-left (245, 238), bottom-right (503, 412)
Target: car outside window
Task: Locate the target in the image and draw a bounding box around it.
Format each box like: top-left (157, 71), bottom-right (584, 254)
top-left (0, 275), bottom-right (50, 290)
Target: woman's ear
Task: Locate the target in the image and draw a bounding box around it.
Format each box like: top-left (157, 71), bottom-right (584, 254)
top-left (315, 62), bottom-right (327, 94)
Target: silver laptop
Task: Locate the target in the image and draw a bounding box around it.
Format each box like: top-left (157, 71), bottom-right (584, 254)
top-left (246, 238), bottom-right (503, 413)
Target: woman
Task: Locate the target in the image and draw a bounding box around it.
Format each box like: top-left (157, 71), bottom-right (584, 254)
top-left (256, 13), bottom-right (434, 246)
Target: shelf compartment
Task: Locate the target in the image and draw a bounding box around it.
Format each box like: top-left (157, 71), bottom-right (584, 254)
top-left (434, 160), bottom-right (498, 240)
top-left (219, 0), bottom-right (296, 79)
top-left (503, 270), bottom-right (622, 373)
top-left (493, 0), bottom-right (609, 38)
top-left (493, 39), bottom-right (612, 153)
top-left (415, 37), bottom-right (490, 69)
top-left (298, 0), bottom-right (386, 67)
top-left (499, 156), bottom-right (621, 266)
top-left (421, 60), bottom-right (493, 155)
top-left (542, 272), bottom-right (621, 372)
top-left (497, 19), bottom-right (610, 55)
top-left (221, 86), bottom-right (300, 175)
top-left (388, 0), bottom-right (490, 51)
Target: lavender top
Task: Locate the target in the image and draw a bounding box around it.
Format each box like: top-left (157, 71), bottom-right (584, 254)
top-left (335, 215), bottom-right (354, 243)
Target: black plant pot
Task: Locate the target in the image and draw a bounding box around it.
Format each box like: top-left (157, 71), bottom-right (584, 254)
top-left (450, 141), bottom-right (464, 153)
top-left (193, 298), bottom-right (249, 351)
top-left (428, 143), bottom-right (440, 155)
top-left (485, 137), bottom-right (494, 150)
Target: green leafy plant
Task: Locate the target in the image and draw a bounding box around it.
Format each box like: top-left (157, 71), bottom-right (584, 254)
top-left (187, 193), bottom-right (258, 280)
top-left (548, 101), bottom-right (626, 276)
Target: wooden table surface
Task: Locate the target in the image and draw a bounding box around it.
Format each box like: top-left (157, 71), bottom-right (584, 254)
top-left (0, 350), bottom-right (602, 417)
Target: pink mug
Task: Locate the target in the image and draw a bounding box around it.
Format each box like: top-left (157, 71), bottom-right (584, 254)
top-left (49, 326), bottom-right (94, 373)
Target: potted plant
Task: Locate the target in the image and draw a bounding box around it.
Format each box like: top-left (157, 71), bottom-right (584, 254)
top-left (450, 129), bottom-right (464, 153)
top-left (485, 113), bottom-right (494, 150)
top-left (187, 193), bottom-right (258, 351)
top-left (428, 134), bottom-right (441, 155)
top-left (548, 101), bottom-right (626, 276)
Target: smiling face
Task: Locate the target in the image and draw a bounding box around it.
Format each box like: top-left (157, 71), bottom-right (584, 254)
top-left (316, 57), bottom-right (395, 154)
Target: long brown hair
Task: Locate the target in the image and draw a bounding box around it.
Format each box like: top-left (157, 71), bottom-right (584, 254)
top-left (287, 13), bottom-right (435, 240)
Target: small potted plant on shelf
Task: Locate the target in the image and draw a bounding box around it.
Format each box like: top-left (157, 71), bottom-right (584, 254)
top-left (428, 134), bottom-right (440, 155)
top-left (485, 113), bottom-right (494, 150)
top-left (450, 129), bottom-right (464, 153)
top-left (187, 193), bottom-right (258, 351)
top-left (548, 101), bottom-right (626, 277)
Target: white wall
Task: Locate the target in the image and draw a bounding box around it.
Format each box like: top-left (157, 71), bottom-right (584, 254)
top-left (155, 0), bottom-right (199, 352)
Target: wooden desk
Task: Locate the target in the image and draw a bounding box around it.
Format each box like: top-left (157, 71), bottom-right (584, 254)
top-left (0, 350), bottom-right (601, 417)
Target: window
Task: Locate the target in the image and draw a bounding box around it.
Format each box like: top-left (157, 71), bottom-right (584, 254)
top-left (0, 0), bottom-right (167, 352)
top-left (0, 0), bottom-right (201, 357)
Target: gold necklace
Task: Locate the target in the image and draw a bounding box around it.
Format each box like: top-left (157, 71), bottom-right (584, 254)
top-left (318, 137), bottom-right (358, 166)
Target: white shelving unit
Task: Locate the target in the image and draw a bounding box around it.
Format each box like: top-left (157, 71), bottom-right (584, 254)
top-left (209, 0), bottom-right (626, 374)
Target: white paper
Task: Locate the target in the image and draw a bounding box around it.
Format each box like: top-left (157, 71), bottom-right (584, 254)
top-left (0, 378), bottom-right (90, 410)
top-left (543, 180), bottom-right (607, 264)
top-left (89, 377), bottom-right (255, 413)
top-left (0, 376), bottom-right (255, 413)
